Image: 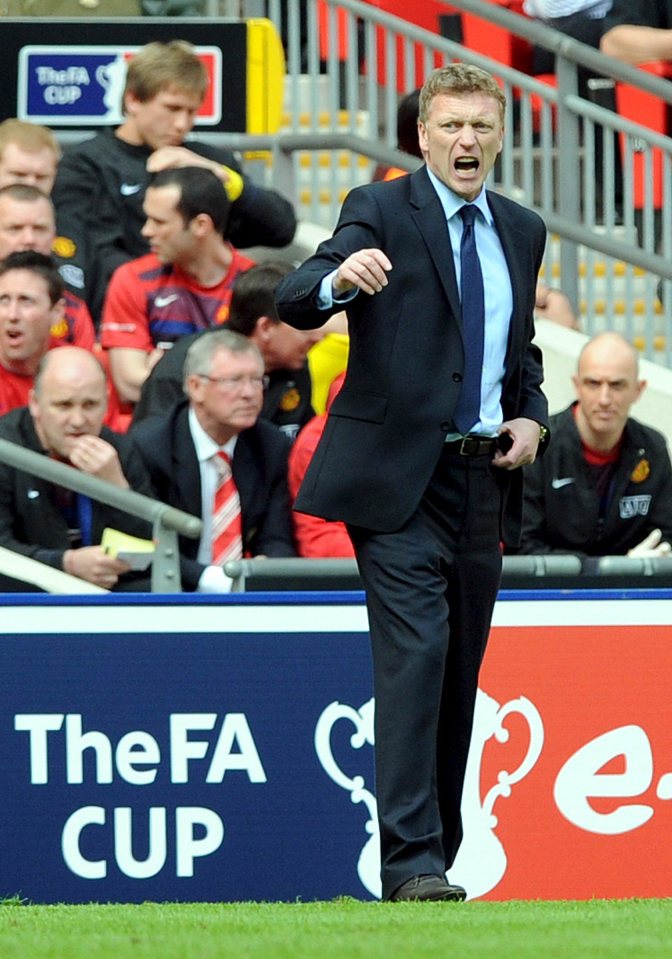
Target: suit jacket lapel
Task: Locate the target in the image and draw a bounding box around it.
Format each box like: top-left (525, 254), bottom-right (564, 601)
top-left (173, 406), bottom-right (203, 518)
top-left (409, 169), bottom-right (462, 322)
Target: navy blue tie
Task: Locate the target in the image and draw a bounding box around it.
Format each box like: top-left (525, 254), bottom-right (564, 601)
top-left (454, 204), bottom-right (485, 435)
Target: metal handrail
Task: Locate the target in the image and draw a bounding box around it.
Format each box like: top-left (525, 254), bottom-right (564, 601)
top-left (446, 0), bottom-right (672, 100)
top-left (0, 438), bottom-right (202, 593)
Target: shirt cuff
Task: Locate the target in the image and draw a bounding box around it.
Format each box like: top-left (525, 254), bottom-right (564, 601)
top-left (317, 271), bottom-right (359, 309)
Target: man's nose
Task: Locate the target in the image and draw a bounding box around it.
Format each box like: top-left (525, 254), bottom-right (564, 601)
top-left (68, 406), bottom-right (86, 427)
top-left (173, 111), bottom-right (191, 135)
top-left (20, 227), bottom-right (37, 248)
top-left (3, 299), bottom-right (20, 320)
top-left (459, 124), bottom-right (477, 145)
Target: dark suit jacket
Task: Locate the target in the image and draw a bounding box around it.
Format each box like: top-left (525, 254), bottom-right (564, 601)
top-left (0, 406), bottom-right (153, 590)
top-left (275, 167), bottom-right (549, 546)
top-left (129, 401), bottom-right (295, 589)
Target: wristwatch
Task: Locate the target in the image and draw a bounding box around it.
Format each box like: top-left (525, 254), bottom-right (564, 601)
top-left (538, 425), bottom-right (549, 443)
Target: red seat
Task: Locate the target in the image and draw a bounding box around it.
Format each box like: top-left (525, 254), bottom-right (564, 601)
top-left (460, 0), bottom-right (533, 75)
top-left (318, 1), bottom-right (459, 91)
top-left (615, 60), bottom-right (672, 209)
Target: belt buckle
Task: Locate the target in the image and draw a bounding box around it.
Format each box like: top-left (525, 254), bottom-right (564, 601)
top-left (459, 435), bottom-right (477, 456)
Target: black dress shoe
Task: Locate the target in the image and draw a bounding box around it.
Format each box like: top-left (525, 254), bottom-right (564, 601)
top-left (389, 874), bottom-right (467, 902)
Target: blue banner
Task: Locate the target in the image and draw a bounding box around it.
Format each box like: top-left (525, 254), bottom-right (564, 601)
top-left (0, 597), bottom-right (376, 903)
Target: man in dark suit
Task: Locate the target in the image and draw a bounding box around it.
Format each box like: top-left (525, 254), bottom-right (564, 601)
top-left (0, 346), bottom-right (152, 591)
top-left (130, 328), bottom-right (295, 592)
top-left (275, 64), bottom-right (550, 902)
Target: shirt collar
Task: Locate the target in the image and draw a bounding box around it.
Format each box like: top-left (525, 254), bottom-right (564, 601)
top-left (425, 165), bottom-right (494, 226)
top-left (188, 406), bottom-right (237, 463)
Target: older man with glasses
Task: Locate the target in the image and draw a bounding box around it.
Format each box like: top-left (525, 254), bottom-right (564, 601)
top-left (129, 328), bottom-right (295, 593)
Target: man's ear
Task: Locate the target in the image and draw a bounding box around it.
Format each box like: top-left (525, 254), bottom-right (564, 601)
top-left (28, 387), bottom-right (39, 420)
top-left (185, 372), bottom-right (204, 403)
top-left (51, 297), bottom-right (66, 323)
top-left (255, 316), bottom-right (274, 340)
top-left (123, 90), bottom-right (140, 116)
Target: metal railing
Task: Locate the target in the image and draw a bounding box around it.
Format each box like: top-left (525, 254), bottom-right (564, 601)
top-left (0, 438), bottom-right (202, 593)
top-left (224, 555), bottom-right (672, 591)
top-left (44, 2), bottom-right (672, 363)
top-left (264, 0), bottom-right (672, 365)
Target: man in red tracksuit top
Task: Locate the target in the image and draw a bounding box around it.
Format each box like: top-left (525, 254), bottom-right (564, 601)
top-left (100, 166), bottom-right (255, 407)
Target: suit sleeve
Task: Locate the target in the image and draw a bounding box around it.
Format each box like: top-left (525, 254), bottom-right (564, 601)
top-left (274, 185), bottom-right (385, 329)
top-left (509, 212), bottom-right (551, 443)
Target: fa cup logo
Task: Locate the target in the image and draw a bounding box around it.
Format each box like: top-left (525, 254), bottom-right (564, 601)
top-left (315, 689), bottom-right (544, 899)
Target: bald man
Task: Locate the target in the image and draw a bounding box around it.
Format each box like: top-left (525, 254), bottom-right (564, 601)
top-left (0, 347), bottom-right (153, 591)
top-left (518, 331), bottom-right (672, 557)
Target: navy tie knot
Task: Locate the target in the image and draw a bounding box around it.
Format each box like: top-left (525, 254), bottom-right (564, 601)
top-left (460, 204), bottom-right (478, 228)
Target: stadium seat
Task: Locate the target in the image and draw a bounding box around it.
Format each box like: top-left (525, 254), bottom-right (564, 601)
top-left (615, 60), bottom-right (672, 210)
top-left (460, 0), bottom-right (533, 75)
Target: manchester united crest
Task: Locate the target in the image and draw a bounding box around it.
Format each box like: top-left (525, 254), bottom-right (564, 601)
top-left (630, 459), bottom-right (650, 483)
top-left (280, 387), bottom-right (300, 413)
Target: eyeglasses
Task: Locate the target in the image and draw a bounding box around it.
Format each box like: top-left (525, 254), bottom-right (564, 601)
top-left (197, 373), bottom-right (269, 391)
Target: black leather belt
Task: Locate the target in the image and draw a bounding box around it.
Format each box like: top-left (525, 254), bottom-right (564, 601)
top-left (444, 434), bottom-right (499, 456)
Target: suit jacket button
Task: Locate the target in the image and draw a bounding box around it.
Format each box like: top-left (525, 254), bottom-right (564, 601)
top-left (452, 372), bottom-right (463, 382)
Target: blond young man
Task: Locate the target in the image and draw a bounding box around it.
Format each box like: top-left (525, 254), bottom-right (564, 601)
top-left (52, 40), bottom-right (296, 322)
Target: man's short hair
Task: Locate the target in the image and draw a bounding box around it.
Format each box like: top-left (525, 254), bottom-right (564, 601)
top-left (227, 262), bottom-right (294, 336)
top-left (0, 182), bottom-right (54, 207)
top-left (0, 250), bottom-right (64, 305)
top-left (0, 118), bottom-right (62, 163)
top-left (183, 328), bottom-right (263, 383)
top-left (419, 63), bottom-right (507, 124)
top-left (123, 40), bottom-right (208, 106)
top-left (149, 167), bottom-right (231, 237)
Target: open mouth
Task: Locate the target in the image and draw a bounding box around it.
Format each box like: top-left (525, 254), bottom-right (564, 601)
top-left (455, 157), bottom-right (479, 173)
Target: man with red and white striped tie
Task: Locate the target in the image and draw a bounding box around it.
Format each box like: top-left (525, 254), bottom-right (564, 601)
top-left (130, 328), bottom-right (295, 591)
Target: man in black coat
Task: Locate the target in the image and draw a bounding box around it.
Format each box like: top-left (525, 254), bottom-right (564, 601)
top-left (0, 346), bottom-right (152, 591)
top-left (275, 64), bottom-right (549, 902)
top-left (518, 331), bottom-right (672, 558)
top-left (130, 329), bottom-right (295, 591)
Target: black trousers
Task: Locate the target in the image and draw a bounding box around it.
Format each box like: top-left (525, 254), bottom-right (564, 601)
top-left (348, 446), bottom-right (503, 900)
